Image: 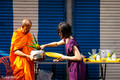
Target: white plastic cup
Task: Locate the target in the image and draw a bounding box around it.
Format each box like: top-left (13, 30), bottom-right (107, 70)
top-left (92, 49), bottom-right (96, 55)
top-left (99, 49), bottom-right (106, 59)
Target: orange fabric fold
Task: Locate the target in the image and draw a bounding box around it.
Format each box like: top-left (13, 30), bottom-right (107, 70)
top-left (9, 28), bottom-right (34, 80)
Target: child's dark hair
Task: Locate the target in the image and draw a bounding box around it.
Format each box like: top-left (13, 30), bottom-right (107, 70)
top-left (57, 22), bottom-right (72, 38)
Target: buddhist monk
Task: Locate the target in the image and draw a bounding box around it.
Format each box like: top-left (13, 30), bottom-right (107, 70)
top-left (9, 19), bottom-right (35, 80)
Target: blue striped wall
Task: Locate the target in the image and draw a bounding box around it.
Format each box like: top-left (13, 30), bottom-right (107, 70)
top-left (0, 0), bottom-right (13, 54)
top-left (38, 0), bottom-right (66, 54)
top-left (0, 0), bottom-right (102, 79)
top-left (0, 0), bottom-right (13, 77)
top-left (73, 0), bottom-right (100, 79)
top-left (38, 0), bottom-right (67, 80)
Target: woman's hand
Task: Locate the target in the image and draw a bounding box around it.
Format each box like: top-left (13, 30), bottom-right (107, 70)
top-left (57, 55), bottom-right (66, 61)
top-left (40, 45), bottom-right (46, 50)
top-left (81, 54), bottom-right (86, 59)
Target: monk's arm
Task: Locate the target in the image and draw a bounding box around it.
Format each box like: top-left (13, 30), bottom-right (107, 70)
top-left (14, 50), bottom-right (34, 61)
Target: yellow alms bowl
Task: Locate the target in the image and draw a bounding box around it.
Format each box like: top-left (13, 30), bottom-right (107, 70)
top-left (45, 52), bottom-right (63, 58)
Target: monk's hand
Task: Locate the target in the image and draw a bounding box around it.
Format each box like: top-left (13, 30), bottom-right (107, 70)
top-left (33, 54), bottom-right (38, 61)
top-left (29, 54), bottom-right (34, 61)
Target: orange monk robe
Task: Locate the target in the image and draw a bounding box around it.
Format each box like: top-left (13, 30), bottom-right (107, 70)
top-left (9, 28), bottom-right (34, 80)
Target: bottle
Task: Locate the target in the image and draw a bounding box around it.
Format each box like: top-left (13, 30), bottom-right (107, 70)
top-left (107, 53), bottom-right (111, 61)
top-left (92, 49), bottom-right (96, 55)
top-left (112, 54), bottom-right (116, 61)
top-left (96, 55), bottom-right (100, 61)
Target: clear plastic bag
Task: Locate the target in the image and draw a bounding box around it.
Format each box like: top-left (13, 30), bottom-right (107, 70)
top-left (37, 69), bottom-right (53, 80)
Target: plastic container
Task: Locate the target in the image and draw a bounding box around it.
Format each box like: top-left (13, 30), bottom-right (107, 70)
top-left (99, 49), bottom-right (106, 59)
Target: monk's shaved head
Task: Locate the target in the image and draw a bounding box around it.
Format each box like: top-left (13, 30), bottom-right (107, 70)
top-left (21, 19), bottom-right (32, 34)
top-left (22, 19), bottom-right (32, 26)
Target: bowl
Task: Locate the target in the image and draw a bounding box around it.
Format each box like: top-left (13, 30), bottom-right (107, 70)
top-left (45, 52), bottom-right (63, 58)
top-left (30, 50), bottom-right (46, 61)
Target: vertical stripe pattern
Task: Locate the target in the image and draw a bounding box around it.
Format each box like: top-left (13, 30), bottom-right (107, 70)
top-left (100, 0), bottom-right (120, 79)
top-left (0, 0), bottom-right (13, 54)
top-left (38, 0), bottom-right (66, 80)
top-left (13, 0), bottom-right (38, 39)
top-left (0, 0), bottom-right (13, 76)
top-left (73, 0), bottom-right (100, 79)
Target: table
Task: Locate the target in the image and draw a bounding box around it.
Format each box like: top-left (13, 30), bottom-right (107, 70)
top-left (34, 61), bottom-right (68, 80)
top-left (85, 62), bottom-right (120, 80)
top-left (34, 61), bottom-right (120, 80)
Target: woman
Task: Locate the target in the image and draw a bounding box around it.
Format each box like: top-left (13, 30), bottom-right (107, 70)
top-left (40, 22), bottom-right (86, 80)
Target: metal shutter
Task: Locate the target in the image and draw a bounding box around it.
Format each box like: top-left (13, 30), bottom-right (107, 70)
top-left (38, 0), bottom-right (66, 80)
top-left (13, 0), bottom-right (38, 38)
top-left (0, 0), bottom-right (13, 54)
top-left (73, 0), bottom-right (100, 79)
top-left (100, 0), bottom-right (120, 80)
top-left (0, 0), bottom-right (13, 77)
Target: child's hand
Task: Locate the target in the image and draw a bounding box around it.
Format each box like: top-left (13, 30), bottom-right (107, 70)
top-left (40, 45), bottom-right (45, 50)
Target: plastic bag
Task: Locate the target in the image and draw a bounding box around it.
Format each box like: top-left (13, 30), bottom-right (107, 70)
top-left (37, 69), bottom-right (53, 80)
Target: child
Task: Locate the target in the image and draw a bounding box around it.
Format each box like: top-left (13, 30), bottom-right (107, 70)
top-left (40, 22), bottom-right (86, 80)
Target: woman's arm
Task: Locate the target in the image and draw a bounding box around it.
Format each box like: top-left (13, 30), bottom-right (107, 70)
top-left (59, 46), bottom-right (82, 61)
top-left (40, 39), bottom-right (65, 49)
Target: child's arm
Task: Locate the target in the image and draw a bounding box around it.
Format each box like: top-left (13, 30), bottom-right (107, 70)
top-left (40, 39), bottom-right (65, 49)
top-left (59, 46), bottom-right (82, 61)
